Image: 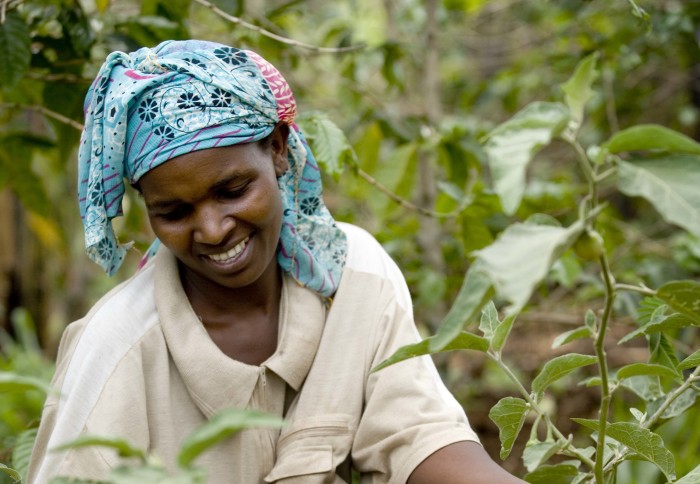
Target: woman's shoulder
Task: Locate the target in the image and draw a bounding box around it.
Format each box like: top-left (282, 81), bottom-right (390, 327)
top-left (336, 222), bottom-right (412, 312)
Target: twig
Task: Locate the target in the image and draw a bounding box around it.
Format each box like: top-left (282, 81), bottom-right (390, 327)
top-left (0, 103), bottom-right (84, 131)
top-left (356, 167), bottom-right (470, 219)
top-left (192, 0), bottom-right (365, 54)
top-left (25, 71), bottom-right (93, 84)
top-left (614, 283), bottom-right (655, 297)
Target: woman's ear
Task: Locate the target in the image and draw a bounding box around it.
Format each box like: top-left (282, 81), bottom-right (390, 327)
top-left (271, 123), bottom-right (290, 177)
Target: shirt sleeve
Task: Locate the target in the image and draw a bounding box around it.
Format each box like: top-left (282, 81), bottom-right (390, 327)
top-left (350, 271), bottom-right (481, 484)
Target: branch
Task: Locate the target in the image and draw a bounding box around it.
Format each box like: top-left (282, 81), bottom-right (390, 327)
top-left (192, 0), bottom-right (365, 54)
top-left (25, 71), bottom-right (92, 84)
top-left (0, 103), bottom-right (84, 131)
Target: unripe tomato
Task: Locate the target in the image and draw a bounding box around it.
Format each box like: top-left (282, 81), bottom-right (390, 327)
top-left (573, 230), bottom-right (605, 261)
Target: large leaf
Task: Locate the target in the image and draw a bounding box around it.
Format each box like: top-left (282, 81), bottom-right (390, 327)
top-left (524, 463), bottom-right (579, 484)
top-left (656, 280), bottom-right (700, 325)
top-left (605, 125), bottom-right (700, 155)
top-left (0, 11), bottom-right (31, 89)
top-left (429, 266), bottom-right (493, 351)
top-left (619, 313), bottom-right (696, 344)
top-left (561, 52), bottom-right (599, 130)
top-left (617, 156), bottom-right (700, 237)
top-left (488, 397), bottom-right (529, 460)
top-left (484, 102), bottom-right (570, 214)
top-left (572, 420), bottom-right (675, 481)
top-left (177, 408), bottom-right (284, 468)
top-left (472, 221), bottom-right (584, 309)
top-left (297, 113), bottom-right (357, 179)
top-left (531, 353), bottom-right (597, 397)
top-left (373, 331), bottom-right (489, 373)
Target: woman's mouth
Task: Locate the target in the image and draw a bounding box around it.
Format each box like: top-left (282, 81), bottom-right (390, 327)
top-left (207, 236), bottom-right (250, 263)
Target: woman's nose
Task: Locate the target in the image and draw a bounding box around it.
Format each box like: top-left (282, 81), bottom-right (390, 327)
top-left (193, 203), bottom-right (235, 245)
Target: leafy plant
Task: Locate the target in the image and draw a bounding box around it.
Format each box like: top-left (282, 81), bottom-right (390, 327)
top-left (373, 53), bottom-right (700, 483)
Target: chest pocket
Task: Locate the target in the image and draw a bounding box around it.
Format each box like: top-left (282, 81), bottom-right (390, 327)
top-left (264, 414), bottom-right (354, 483)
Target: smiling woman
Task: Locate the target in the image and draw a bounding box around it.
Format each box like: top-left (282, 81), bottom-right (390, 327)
top-left (27, 40), bottom-right (523, 483)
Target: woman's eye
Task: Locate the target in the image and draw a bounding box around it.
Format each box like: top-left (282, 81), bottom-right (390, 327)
top-left (157, 207), bottom-right (189, 221)
top-left (220, 184), bottom-right (248, 199)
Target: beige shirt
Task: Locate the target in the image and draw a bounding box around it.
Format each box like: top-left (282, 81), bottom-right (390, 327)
top-left (29, 223), bottom-right (479, 483)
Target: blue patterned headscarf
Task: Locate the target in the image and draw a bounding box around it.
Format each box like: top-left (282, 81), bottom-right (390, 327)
top-left (78, 40), bottom-right (347, 297)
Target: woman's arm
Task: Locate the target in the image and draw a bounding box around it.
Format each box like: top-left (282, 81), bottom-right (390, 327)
top-left (407, 441), bottom-right (525, 484)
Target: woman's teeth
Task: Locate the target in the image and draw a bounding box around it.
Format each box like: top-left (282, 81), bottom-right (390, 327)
top-left (209, 237), bottom-right (249, 262)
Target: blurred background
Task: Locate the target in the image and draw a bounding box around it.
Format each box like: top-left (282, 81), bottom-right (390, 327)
top-left (1, 0), bottom-right (699, 480)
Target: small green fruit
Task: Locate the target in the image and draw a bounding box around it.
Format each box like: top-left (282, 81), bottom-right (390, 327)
top-left (573, 230), bottom-right (604, 261)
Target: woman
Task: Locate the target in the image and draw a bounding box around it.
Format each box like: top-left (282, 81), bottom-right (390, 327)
top-left (28, 40), bottom-right (522, 483)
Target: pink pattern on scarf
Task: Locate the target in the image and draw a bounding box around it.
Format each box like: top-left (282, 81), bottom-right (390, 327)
top-left (246, 50), bottom-right (297, 123)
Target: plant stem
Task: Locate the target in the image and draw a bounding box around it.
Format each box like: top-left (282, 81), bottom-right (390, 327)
top-left (613, 283), bottom-right (656, 297)
top-left (594, 251), bottom-right (616, 483)
top-left (489, 353), bottom-right (597, 470)
top-left (566, 136), bottom-right (597, 211)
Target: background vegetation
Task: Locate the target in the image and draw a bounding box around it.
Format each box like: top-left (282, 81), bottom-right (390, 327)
top-left (1, 0), bottom-right (700, 482)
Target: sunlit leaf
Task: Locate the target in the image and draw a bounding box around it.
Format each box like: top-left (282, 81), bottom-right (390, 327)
top-left (177, 408), bottom-right (284, 468)
top-left (484, 102), bottom-right (570, 214)
top-left (488, 397), bottom-right (529, 460)
top-left (605, 125), bottom-right (700, 155)
top-left (531, 353), bottom-right (597, 396)
top-left (479, 300), bottom-right (499, 341)
top-left (473, 221), bottom-right (584, 309)
top-left (617, 156), bottom-right (700, 237)
top-left (0, 11), bottom-right (31, 89)
top-left (429, 266), bottom-right (493, 351)
top-left (561, 52), bottom-right (599, 130)
top-left (524, 463), bottom-right (579, 484)
top-left (572, 420), bottom-right (675, 481)
top-left (372, 331), bottom-right (489, 373)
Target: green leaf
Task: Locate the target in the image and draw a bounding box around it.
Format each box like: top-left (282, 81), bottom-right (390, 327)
top-left (619, 313), bottom-right (696, 344)
top-left (492, 312), bottom-right (516, 354)
top-left (552, 326), bottom-right (592, 349)
top-left (298, 113), bottom-right (357, 179)
top-left (605, 125), bottom-right (700, 155)
top-left (177, 408), bottom-right (284, 468)
top-left (561, 52), bottom-right (599, 130)
top-left (674, 463), bottom-right (700, 484)
top-left (531, 353), bottom-right (597, 396)
top-left (656, 280), bottom-right (700, 325)
top-left (616, 363), bottom-right (680, 382)
top-left (647, 388), bottom-right (699, 420)
top-left (522, 440), bottom-right (565, 472)
top-left (52, 435), bottom-right (147, 461)
top-left (484, 102), bottom-right (570, 214)
top-left (0, 464), bottom-right (21, 483)
top-left (649, 333), bottom-right (680, 373)
top-left (0, 371), bottom-right (52, 394)
top-left (620, 375), bottom-right (663, 402)
top-left (372, 331), bottom-right (489, 373)
top-left (479, 301), bottom-right (499, 341)
top-left (429, 267), bottom-right (493, 351)
top-left (678, 348), bottom-right (700, 371)
top-left (524, 463), bottom-right (579, 484)
top-left (13, 428), bottom-right (38, 482)
top-left (488, 397), bottom-right (529, 460)
top-left (0, 11), bottom-right (32, 89)
top-left (473, 221), bottom-right (584, 309)
top-left (617, 156), bottom-right (700, 237)
top-left (572, 420), bottom-right (675, 481)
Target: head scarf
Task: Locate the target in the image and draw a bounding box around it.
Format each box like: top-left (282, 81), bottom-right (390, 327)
top-left (78, 39), bottom-right (347, 297)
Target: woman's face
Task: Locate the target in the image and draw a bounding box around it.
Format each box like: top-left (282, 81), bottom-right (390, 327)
top-left (138, 128), bottom-right (289, 292)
